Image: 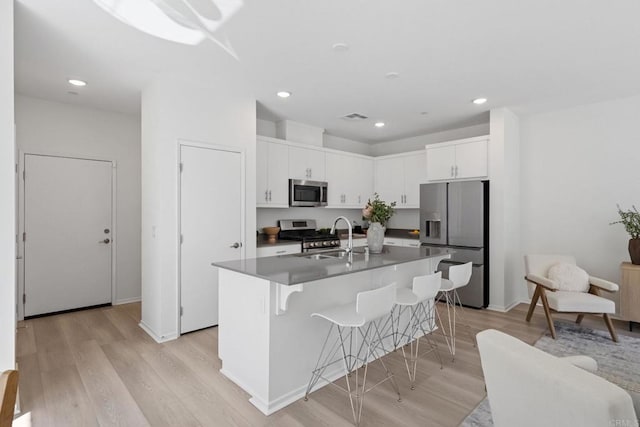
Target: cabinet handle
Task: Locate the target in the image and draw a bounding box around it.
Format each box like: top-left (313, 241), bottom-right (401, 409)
top-left (276, 250), bottom-right (286, 254)
top-left (358, 195), bottom-right (361, 204)
top-left (265, 190), bottom-right (268, 202)
top-left (451, 166), bottom-right (454, 177)
top-left (309, 168), bottom-right (312, 178)
top-left (268, 190), bottom-right (272, 201)
top-left (455, 165), bottom-right (458, 177)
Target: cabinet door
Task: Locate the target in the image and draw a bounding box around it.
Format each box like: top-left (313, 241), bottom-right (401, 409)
top-left (374, 157), bottom-right (403, 206)
top-left (288, 146), bottom-right (310, 179)
top-left (256, 139), bottom-right (269, 206)
top-left (383, 238), bottom-right (402, 246)
top-left (267, 142), bottom-right (290, 207)
top-left (455, 140), bottom-right (488, 179)
top-left (402, 239), bottom-right (421, 248)
top-left (354, 157), bottom-right (374, 207)
top-left (426, 145), bottom-right (456, 181)
top-left (403, 153), bottom-right (425, 208)
top-left (325, 152), bottom-right (347, 206)
top-left (307, 150), bottom-right (325, 181)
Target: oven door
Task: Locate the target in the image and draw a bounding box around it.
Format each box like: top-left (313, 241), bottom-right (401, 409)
top-left (289, 179), bottom-right (328, 207)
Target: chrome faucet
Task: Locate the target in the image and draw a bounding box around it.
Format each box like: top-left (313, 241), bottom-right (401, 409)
top-left (330, 216), bottom-right (353, 254)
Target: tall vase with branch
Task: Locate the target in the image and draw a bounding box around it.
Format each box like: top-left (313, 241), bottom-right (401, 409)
top-left (362, 194), bottom-right (396, 254)
top-left (611, 204), bottom-right (640, 265)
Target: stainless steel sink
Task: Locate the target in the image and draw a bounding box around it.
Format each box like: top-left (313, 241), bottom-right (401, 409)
top-left (300, 249), bottom-right (350, 260)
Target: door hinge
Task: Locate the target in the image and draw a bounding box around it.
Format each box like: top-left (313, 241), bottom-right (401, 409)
top-left (22, 232), bottom-right (26, 242)
top-left (15, 164), bottom-right (17, 173)
top-left (22, 170), bottom-right (25, 180)
top-left (180, 234), bottom-right (184, 244)
top-left (180, 306), bottom-right (183, 316)
top-left (23, 294), bottom-right (26, 304)
top-left (179, 163), bottom-right (183, 173)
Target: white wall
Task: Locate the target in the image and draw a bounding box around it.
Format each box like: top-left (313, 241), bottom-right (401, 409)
top-left (489, 108), bottom-right (521, 310)
top-left (370, 123), bottom-right (490, 156)
top-left (323, 134), bottom-right (372, 156)
top-left (141, 72), bottom-right (256, 341)
top-left (15, 95), bottom-right (142, 308)
top-left (0, 0), bottom-right (15, 371)
top-left (257, 119), bottom-right (277, 138)
top-left (520, 95), bottom-right (640, 295)
top-left (257, 207), bottom-right (419, 231)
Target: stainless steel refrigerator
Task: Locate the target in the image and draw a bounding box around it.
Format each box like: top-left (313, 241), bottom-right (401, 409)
top-left (420, 181), bottom-right (489, 308)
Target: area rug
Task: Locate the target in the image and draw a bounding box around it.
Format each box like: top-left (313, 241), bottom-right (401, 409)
top-left (461, 321), bottom-right (640, 426)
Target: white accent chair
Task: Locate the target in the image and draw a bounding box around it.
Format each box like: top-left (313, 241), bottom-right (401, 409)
top-left (477, 329), bottom-right (638, 427)
top-left (524, 254), bottom-right (619, 342)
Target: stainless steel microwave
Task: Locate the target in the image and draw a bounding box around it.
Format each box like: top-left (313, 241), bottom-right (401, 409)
top-left (289, 179), bottom-right (328, 207)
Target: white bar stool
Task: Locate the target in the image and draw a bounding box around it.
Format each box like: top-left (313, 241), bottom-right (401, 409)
top-left (438, 262), bottom-right (475, 359)
top-left (304, 283), bottom-right (401, 426)
top-left (393, 272), bottom-right (444, 389)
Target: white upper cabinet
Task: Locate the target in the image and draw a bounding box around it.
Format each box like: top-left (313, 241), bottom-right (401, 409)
top-left (288, 145), bottom-right (325, 181)
top-left (374, 151), bottom-right (425, 208)
top-left (326, 151), bottom-right (373, 208)
top-left (257, 137), bottom-right (289, 207)
top-left (426, 136), bottom-right (489, 181)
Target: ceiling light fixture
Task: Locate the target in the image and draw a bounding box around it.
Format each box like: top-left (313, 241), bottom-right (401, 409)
top-left (374, 122), bottom-right (385, 128)
top-left (277, 91), bottom-right (291, 98)
top-left (332, 43), bottom-right (349, 52)
top-left (472, 98), bottom-right (488, 105)
top-left (68, 79), bottom-right (87, 87)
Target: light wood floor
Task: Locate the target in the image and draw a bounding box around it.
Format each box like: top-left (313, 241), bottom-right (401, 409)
top-left (15, 302), bottom-right (639, 427)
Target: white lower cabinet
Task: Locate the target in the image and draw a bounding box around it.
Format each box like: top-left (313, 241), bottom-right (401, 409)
top-left (256, 244), bottom-right (300, 258)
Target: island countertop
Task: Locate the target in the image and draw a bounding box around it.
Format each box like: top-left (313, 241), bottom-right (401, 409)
top-left (212, 245), bottom-right (452, 286)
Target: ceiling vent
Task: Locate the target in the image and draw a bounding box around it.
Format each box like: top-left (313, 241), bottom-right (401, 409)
top-left (341, 112), bottom-right (368, 121)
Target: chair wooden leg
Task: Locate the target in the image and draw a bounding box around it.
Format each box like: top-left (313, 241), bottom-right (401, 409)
top-left (525, 285), bottom-right (541, 322)
top-left (576, 314), bottom-right (584, 325)
top-left (603, 314), bottom-right (618, 343)
top-left (538, 288), bottom-right (556, 339)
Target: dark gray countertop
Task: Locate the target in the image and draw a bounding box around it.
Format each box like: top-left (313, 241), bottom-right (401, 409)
top-left (212, 245), bottom-right (451, 286)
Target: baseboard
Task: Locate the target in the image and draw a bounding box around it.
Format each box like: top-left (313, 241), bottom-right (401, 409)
top-left (487, 299), bottom-right (527, 313)
top-left (221, 364), bottom-right (345, 416)
top-left (138, 321), bottom-right (178, 343)
top-left (113, 296), bottom-right (141, 305)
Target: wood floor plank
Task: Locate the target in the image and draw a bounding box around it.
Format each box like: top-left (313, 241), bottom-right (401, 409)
top-left (40, 365), bottom-right (99, 427)
top-left (101, 340), bottom-right (201, 427)
top-left (15, 353), bottom-right (50, 427)
top-left (71, 340), bottom-right (150, 427)
top-left (16, 322), bottom-right (37, 357)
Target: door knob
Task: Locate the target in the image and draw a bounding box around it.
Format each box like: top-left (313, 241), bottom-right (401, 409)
top-left (99, 238), bottom-right (110, 244)
top-left (230, 242), bottom-right (242, 249)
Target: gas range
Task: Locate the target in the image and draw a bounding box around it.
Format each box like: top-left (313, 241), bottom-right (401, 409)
top-left (278, 219), bottom-right (341, 252)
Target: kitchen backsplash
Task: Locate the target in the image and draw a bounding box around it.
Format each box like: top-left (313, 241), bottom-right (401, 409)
top-left (257, 207), bottom-right (419, 231)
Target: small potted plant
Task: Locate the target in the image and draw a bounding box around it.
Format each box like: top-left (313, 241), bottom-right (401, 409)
top-left (611, 205), bottom-right (640, 265)
top-left (362, 194), bottom-right (396, 253)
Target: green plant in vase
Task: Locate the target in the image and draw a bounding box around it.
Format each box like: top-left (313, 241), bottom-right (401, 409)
top-left (611, 204), bottom-right (640, 265)
top-left (362, 194), bottom-right (396, 254)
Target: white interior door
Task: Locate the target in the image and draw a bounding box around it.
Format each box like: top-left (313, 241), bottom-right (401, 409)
top-left (180, 144), bottom-right (243, 333)
top-left (24, 154), bottom-right (113, 317)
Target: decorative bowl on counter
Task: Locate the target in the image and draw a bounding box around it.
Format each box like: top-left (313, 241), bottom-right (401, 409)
top-left (262, 226), bottom-right (280, 243)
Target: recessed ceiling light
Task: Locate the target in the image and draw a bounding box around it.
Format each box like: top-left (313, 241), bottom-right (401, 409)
top-left (332, 43), bottom-right (349, 52)
top-left (472, 98), bottom-right (487, 105)
top-left (385, 72), bottom-right (400, 79)
top-left (68, 79), bottom-right (87, 87)
top-left (277, 91), bottom-right (291, 98)
top-left (374, 122), bottom-right (385, 128)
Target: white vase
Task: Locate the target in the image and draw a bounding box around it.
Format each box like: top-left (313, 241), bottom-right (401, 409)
top-left (367, 222), bottom-right (386, 254)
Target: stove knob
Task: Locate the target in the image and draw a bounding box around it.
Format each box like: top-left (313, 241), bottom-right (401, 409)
top-left (322, 241), bottom-right (328, 246)
top-left (310, 242), bottom-right (317, 248)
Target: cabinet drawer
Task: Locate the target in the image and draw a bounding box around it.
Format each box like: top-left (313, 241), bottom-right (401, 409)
top-left (383, 238), bottom-right (403, 246)
top-left (256, 244), bottom-right (301, 258)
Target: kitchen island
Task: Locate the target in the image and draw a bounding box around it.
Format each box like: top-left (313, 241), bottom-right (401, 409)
top-left (212, 246), bottom-right (451, 415)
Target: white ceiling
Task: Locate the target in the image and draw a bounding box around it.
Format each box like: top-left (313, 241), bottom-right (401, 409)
top-left (14, 0), bottom-right (640, 143)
